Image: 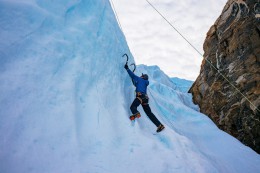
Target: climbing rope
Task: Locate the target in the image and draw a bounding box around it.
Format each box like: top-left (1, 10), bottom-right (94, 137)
top-left (145, 0), bottom-right (259, 113)
top-left (109, 0), bottom-right (124, 32)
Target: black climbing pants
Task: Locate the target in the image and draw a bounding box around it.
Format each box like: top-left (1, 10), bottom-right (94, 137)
top-left (130, 96), bottom-right (161, 127)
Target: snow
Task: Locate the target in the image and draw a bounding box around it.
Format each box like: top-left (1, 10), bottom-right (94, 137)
top-left (0, 0), bottom-right (260, 173)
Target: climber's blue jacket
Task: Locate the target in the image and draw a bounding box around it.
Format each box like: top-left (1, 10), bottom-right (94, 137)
top-left (127, 69), bottom-right (149, 94)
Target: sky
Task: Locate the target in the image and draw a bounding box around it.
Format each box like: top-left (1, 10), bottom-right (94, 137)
top-left (111, 0), bottom-right (227, 80)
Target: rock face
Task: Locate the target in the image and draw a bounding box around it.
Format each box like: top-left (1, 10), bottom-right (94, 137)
top-left (189, 0), bottom-right (260, 153)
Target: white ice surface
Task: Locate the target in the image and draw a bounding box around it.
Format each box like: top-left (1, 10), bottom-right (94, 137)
top-left (0, 0), bottom-right (259, 173)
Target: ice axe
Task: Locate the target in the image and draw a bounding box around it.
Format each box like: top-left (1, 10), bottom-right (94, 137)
top-left (123, 53), bottom-right (136, 85)
top-left (122, 53), bottom-right (129, 65)
top-left (122, 53), bottom-right (136, 72)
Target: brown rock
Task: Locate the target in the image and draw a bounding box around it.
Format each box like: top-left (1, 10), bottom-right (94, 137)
top-left (189, 0), bottom-right (260, 153)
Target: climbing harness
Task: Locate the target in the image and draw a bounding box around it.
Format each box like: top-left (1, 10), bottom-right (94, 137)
top-left (136, 92), bottom-right (149, 105)
top-left (145, 0), bottom-right (259, 113)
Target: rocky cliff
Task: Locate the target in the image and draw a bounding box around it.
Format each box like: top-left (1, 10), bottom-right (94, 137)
top-left (189, 0), bottom-right (260, 153)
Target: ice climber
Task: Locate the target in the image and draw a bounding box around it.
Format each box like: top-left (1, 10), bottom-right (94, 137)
top-left (124, 64), bottom-right (165, 133)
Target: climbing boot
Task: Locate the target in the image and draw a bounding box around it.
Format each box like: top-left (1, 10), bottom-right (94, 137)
top-left (130, 115), bottom-right (135, 121)
top-left (135, 112), bottom-right (141, 118)
top-left (156, 124), bottom-right (165, 133)
top-left (129, 112), bottom-right (141, 121)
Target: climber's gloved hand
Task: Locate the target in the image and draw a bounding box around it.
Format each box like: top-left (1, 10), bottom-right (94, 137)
top-left (124, 64), bottom-right (129, 70)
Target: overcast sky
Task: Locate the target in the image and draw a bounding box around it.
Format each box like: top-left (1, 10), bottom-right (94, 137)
top-left (111, 0), bottom-right (227, 80)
